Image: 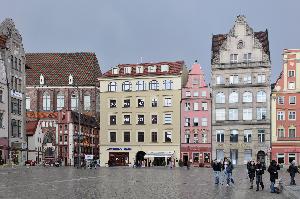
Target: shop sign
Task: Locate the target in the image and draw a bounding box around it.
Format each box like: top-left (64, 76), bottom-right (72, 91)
top-left (107, 147), bottom-right (131, 151)
top-left (11, 90), bottom-right (22, 98)
top-left (85, 155), bottom-right (94, 160)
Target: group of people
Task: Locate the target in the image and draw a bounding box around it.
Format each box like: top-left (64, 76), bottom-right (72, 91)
top-left (212, 157), bottom-right (234, 186)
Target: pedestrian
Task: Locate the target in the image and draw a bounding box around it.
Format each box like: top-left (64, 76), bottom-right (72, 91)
top-left (288, 160), bottom-right (299, 185)
top-left (247, 160), bottom-right (256, 189)
top-left (255, 160), bottom-right (265, 191)
top-left (212, 159), bottom-right (222, 184)
top-left (223, 158), bottom-right (234, 186)
top-left (267, 160), bottom-right (280, 193)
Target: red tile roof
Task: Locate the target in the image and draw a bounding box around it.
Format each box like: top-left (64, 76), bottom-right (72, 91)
top-left (25, 53), bottom-right (101, 86)
top-left (26, 121), bottom-right (38, 135)
top-left (102, 61), bottom-right (184, 78)
top-left (26, 111), bottom-right (58, 119)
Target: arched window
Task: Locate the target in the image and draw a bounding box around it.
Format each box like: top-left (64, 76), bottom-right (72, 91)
top-left (108, 82), bottom-right (117, 92)
top-left (229, 92), bottom-right (238, 103)
top-left (243, 92), bottom-right (252, 102)
top-left (257, 91), bottom-right (266, 102)
top-left (149, 80), bottom-right (159, 90)
top-left (122, 81), bottom-right (132, 91)
top-left (216, 92), bottom-right (225, 104)
top-left (71, 92), bottom-right (78, 110)
top-left (84, 94), bottom-right (91, 111)
top-left (163, 80), bottom-right (173, 90)
top-left (136, 80), bottom-right (146, 91)
top-left (56, 93), bottom-right (64, 110)
top-left (43, 92), bottom-right (50, 111)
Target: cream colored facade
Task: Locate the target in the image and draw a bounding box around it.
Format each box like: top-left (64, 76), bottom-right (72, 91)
top-left (99, 64), bottom-right (188, 166)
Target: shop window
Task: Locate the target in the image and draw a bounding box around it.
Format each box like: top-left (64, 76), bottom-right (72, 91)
top-left (289, 154), bottom-right (296, 163)
top-left (277, 154), bottom-right (284, 164)
top-left (193, 153), bottom-right (199, 162)
top-left (204, 153), bottom-right (210, 163)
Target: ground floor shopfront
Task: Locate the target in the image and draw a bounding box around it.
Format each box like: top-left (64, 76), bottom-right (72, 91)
top-left (180, 144), bottom-right (211, 167)
top-left (271, 143), bottom-right (300, 166)
top-left (100, 145), bottom-right (180, 167)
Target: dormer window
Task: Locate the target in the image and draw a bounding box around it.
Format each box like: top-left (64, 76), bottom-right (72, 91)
top-left (124, 67), bottom-right (131, 74)
top-left (161, 65), bottom-right (169, 72)
top-left (136, 66), bottom-right (144, 74)
top-left (112, 68), bottom-right (119, 75)
top-left (148, 65), bottom-right (157, 73)
top-left (68, 74), bottom-right (73, 85)
top-left (40, 74), bottom-right (44, 85)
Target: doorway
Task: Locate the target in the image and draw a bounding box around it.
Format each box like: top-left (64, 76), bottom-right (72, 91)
top-left (183, 154), bottom-right (188, 166)
top-left (230, 149), bottom-right (238, 165)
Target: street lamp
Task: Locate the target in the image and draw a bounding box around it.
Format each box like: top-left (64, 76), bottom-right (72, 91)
top-left (72, 86), bottom-right (81, 168)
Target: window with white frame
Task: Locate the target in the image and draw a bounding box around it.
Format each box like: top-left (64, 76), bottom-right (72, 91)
top-left (216, 130), bottom-right (224, 142)
top-left (202, 102), bottom-right (207, 110)
top-left (122, 81), bottom-right (132, 91)
top-left (185, 102), bottom-right (190, 111)
top-left (185, 118), bottom-right (190, 126)
top-left (229, 109), bottom-right (238, 120)
top-left (202, 132), bottom-right (207, 143)
top-left (244, 149), bottom-right (252, 163)
top-left (243, 53), bottom-right (251, 62)
top-left (201, 91), bottom-right (206, 97)
top-left (289, 128), bottom-right (296, 138)
top-left (216, 109), bottom-right (225, 121)
top-left (216, 92), bottom-right (225, 103)
top-left (163, 80), bottom-right (173, 90)
top-left (193, 133), bottom-right (199, 143)
top-left (288, 111), bottom-right (296, 120)
top-left (136, 81), bottom-right (146, 91)
top-left (193, 102), bottom-right (199, 110)
top-left (243, 74), bottom-right (252, 84)
top-left (43, 92), bottom-right (51, 111)
top-left (258, 129), bottom-right (265, 143)
top-left (278, 96), bottom-right (284, 105)
top-left (83, 95), bottom-right (91, 111)
top-left (149, 80), bottom-right (159, 90)
top-left (193, 117), bottom-right (199, 126)
top-left (186, 91), bottom-right (191, 97)
top-left (202, 118), bottom-right (207, 126)
top-left (108, 82), bottom-right (117, 92)
top-left (26, 96), bottom-right (31, 110)
top-left (56, 93), bottom-right (64, 110)
top-left (193, 92), bottom-right (199, 97)
top-left (185, 132), bottom-right (190, 143)
top-left (165, 131), bottom-right (172, 142)
top-left (137, 114), bottom-right (145, 125)
top-left (243, 92), bottom-right (252, 102)
top-left (151, 98), bottom-right (158, 107)
top-left (164, 98), bottom-right (172, 107)
top-left (136, 66), bottom-right (143, 74)
top-left (257, 91), bottom-right (266, 102)
top-left (112, 68), bottom-right (118, 75)
top-left (229, 92), bottom-right (238, 103)
top-left (289, 153), bottom-right (296, 163)
top-left (148, 65), bottom-right (157, 73)
top-left (161, 64), bottom-right (169, 72)
top-left (277, 128), bottom-right (284, 138)
top-left (244, 130), bottom-right (252, 143)
top-left (124, 66), bottom-right (131, 74)
top-left (229, 75), bottom-right (239, 84)
top-left (164, 113), bottom-right (172, 124)
top-left (257, 108), bottom-right (266, 120)
top-left (277, 154), bottom-right (284, 164)
top-left (243, 108), bottom-right (252, 120)
top-left (288, 82), bottom-right (295, 90)
top-left (257, 74), bottom-right (266, 83)
top-left (230, 54), bottom-right (238, 63)
top-left (123, 99), bottom-right (130, 108)
top-left (216, 76), bottom-right (224, 85)
top-left (288, 70), bottom-right (295, 77)
top-left (289, 96), bottom-right (296, 105)
top-left (277, 111), bottom-right (285, 120)
top-left (137, 98), bottom-right (144, 107)
top-left (230, 130), bottom-right (238, 142)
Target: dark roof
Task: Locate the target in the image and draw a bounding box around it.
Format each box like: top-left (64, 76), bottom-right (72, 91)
top-left (0, 35), bottom-right (7, 48)
top-left (102, 61), bottom-right (184, 78)
top-left (71, 111), bottom-right (99, 128)
top-left (211, 30), bottom-right (270, 64)
top-left (26, 121), bottom-right (38, 135)
top-left (25, 53), bottom-right (101, 86)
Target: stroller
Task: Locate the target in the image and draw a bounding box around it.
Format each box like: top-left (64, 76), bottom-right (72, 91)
top-left (274, 178), bottom-right (283, 194)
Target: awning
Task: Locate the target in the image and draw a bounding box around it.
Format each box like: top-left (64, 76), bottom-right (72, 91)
top-left (144, 151), bottom-right (174, 158)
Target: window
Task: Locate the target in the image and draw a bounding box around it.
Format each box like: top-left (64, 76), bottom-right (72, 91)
top-left (278, 96), bottom-right (284, 105)
top-left (112, 68), bottom-right (118, 75)
top-left (243, 92), bottom-right (252, 102)
top-left (122, 81), bottom-right (132, 91)
top-left (108, 82), bottom-right (117, 92)
top-left (243, 53), bottom-right (251, 62)
top-left (288, 70), bottom-right (295, 77)
top-left (110, 132), bottom-right (116, 142)
top-left (185, 118), bottom-right (190, 126)
top-left (216, 130), bottom-right (224, 142)
top-left (26, 96), bottom-right (31, 110)
top-left (148, 65), bottom-right (156, 73)
top-left (243, 108), bottom-right (252, 120)
top-left (258, 129), bottom-right (265, 143)
top-left (164, 98), bottom-right (172, 107)
top-left (124, 67), bottom-right (131, 74)
top-left (277, 154), bottom-right (284, 164)
top-left (193, 78), bottom-right (199, 85)
top-left (185, 102), bottom-right (190, 111)
top-left (257, 91), bottom-right (266, 102)
top-left (161, 64), bottom-right (169, 72)
top-left (11, 99), bottom-right (22, 115)
top-left (163, 80), bottom-right (173, 90)
top-left (123, 99), bottom-right (130, 108)
top-left (230, 130), bottom-right (238, 143)
top-left (257, 108), bottom-right (267, 120)
top-left (151, 115), bottom-right (157, 124)
top-left (43, 92), bottom-right (51, 111)
top-left (57, 93), bottom-right (64, 110)
top-left (289, 128), bottom-right (296, 138)
top-left (244, 149), bottom-right (252, 163)
top-left (110, 115), bottom-right (116, 125)
top-left (185, 133), bottom-right (190, 143)
top-left (229, 109), bottom-right (238, 120)
top-left (288, 82), bottom-right (295, 90)
top-left (149, 80), bottom-right (159, 90)
top-left (0, 113), bottom-right (3, 128)
top-left (202, 91), bottom-right (207, 97)
top-left (136, 66), bottom-right (143, 74)
top-left (202, 132), bottom-right (207, 143)
top-left (216, 76), bottom-right (224, 85)
top-left (230, 54), bottom-right (238, 63)
top-left (289, 154), bottom-right (296, 163)
top-left (137, 115), bottom-right (145, 125)
top-left (193, 133), bottom-right (199, 143)
top-left (202, 118), bottom-right (208, 126)
top-left (165, 131), bottom-right (172, 142)
top-left (288, 111), bottom-right (296, 120)
top-left (186, 91), bottom-right (191, 97)
top-left (193, 153), bottom-right (200, 162)
top-left (123, 115), bottom-right (130, 125)
top-left (164, 113), bottom-right (172, 124)
top-left (124, 132), bottom-right (130, 142)
top-left (136, 81), bottom-right (146, 91)
top-left (151, 98), bottom-right (157, 107)
top-left (202, 102), bottom-right (208, 110)
top-left (138, 132), bottom-right (144, 142)
top-left (193, 117), bottom-right (199, 126)
top-left (71, 93), bottom-right (78, 110)
top-left (229, 92), bottom-right (238, 103)
top-left (193, 102), bottom-right (199, 110)
top-left (64, 135), bottom-right (68, 142)
top-left (216, 92), bottom-right (225, 103)
top-left (229, 75), bottom-right (239, 84)
top-left (277, 111), bottom-right (285, 120)
top-left (216, 109), bottom-right (225, 121)
top-left (110, 99), bottom-right (116, 108)
top-left (0, 90), bottom-right (2, 102)
top-left (11, 119), bottom-right (21, 137)
top-left (244, 130), bottom-right (252, 143)
top-left (289, 96), bottom-right (296, 105)
top-left (83, 95), bottom-right (91, 111)
top-left (193, 92), bottom-right (199, 97)
top-left (137, 98), bottom-right (144, 107)
top-left (257, 74), bottom-right (266, 83)
top-left (151, 132), bottom-right (157, 142)
top-left (277, 128), bottom-right (284, 138)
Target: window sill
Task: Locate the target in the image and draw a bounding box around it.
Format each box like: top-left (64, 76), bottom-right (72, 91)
top-left (137, 124), bottom-right (145, 125)
top-left (164, 123), bottom-right (172, 125)
top-left (123, 124), bottom-right (131, 125)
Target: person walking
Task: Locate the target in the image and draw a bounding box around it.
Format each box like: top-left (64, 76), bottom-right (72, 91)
top-left (255, 160), bottom-right (265, 191)
top-left (212, 159), bottom-right (222, 184)
top-left (268, 160), bottom-right (280, 193)
top-left (288, 160), bottom-right (299, 185)
top-left (223, 158), bottom-right (234, 186)
top-left (247, 160), bottom-right (256, 189)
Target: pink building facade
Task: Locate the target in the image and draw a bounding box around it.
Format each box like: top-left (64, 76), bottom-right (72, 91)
top-left (181, 63), bottom-right (211, 166)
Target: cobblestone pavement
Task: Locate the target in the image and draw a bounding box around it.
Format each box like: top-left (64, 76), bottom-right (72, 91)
top-left (0, 166), bottom-right (296, 199)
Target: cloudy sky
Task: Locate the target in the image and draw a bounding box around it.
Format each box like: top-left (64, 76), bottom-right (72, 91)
top-left (1, 0), bottom-right (300, 81)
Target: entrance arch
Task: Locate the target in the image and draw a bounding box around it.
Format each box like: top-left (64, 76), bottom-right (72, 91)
top-left (136, 151), bottom-right (146, 166)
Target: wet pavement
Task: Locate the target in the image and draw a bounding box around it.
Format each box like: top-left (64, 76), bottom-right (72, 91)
top-left (0, 166), bottom-right (296, 199)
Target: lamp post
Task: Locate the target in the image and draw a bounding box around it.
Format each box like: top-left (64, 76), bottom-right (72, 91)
top-left (72, 85), bottom-right (81, 168)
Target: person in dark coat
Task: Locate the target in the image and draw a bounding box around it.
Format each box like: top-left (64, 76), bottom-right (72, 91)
top-left (288, 160), bottom-right (299, 185)
top-left (268, 160), bottom-right (280, 193)
top-left (223, 158), bottom-right (234, 186)
top-left (247, 160), bottom-right (256, 189)
top-left (212, 159), bottom-right (222, 184)
top-left (255, 160), bottom-right (265, 191)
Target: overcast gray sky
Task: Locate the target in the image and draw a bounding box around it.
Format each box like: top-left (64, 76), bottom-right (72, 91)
top-left (1, 0), bottom-right (300, 82)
